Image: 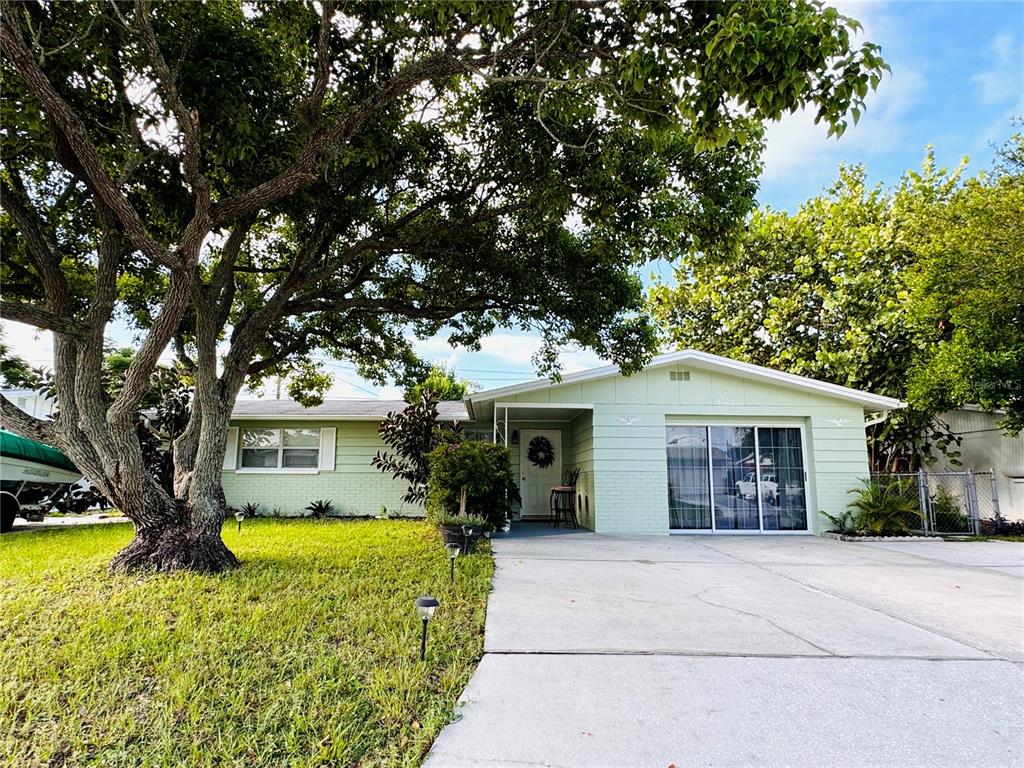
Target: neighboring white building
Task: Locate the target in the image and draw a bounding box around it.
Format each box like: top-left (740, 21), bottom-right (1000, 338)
top-left (933, 408), bottom-right (1024, 520)
top-left (1, 388), bottom-right (56, 419)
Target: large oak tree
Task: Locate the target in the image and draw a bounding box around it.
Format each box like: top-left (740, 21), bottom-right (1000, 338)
top-left (0, 0), bottom-right (884, 572)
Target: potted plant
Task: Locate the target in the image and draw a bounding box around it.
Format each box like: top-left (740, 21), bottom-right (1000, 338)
top-left (436, 513), bottom-right (488, 551)
top-left (426, 441), bottom-right (520, 552)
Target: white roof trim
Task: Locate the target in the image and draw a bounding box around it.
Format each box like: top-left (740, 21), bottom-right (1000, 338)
top-left (466, 349), bottom-right (904, 410)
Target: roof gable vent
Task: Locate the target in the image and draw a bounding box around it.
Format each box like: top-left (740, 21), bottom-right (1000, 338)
top-left (669, 370), bottom-right (691, 382)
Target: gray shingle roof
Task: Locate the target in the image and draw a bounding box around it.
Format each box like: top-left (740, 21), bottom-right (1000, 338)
top-left (231, 398), bottom-right (468, 420)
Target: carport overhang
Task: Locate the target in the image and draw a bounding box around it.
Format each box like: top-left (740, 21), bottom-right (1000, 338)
top-left (464, 398), bottom-right (593, 445)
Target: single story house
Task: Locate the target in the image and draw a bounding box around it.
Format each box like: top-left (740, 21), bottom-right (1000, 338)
top-left (222, 349), bottom-right (903, 535)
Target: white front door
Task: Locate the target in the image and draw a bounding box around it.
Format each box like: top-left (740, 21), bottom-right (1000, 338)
top-left (519, 429), bottom-right (563, 519)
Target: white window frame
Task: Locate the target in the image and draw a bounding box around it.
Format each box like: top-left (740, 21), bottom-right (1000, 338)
top-left (236, 427), bottom-right (321, 474)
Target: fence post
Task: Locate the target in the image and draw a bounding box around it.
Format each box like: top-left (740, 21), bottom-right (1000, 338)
top-left (965, 469), bottom-right (980, 536)
top-left (989, 467), bottom-right (1001, 520)
top-left (917, 467), bottom-right (930, 536)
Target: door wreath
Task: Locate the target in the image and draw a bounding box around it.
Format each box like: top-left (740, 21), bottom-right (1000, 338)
top-left (527, 435), bottom-right (555, 469)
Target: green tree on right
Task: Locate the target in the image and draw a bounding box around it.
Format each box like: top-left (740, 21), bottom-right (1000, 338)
top-left (404, 363), bottom-right (475, 404)
top-left (649, 130), bottom-right (1024, 471)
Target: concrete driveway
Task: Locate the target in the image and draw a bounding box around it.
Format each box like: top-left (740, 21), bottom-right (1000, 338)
top-left (425, 528), bottom-right (1024, 768)
top-left (8, 512), bottom-right (126, 532)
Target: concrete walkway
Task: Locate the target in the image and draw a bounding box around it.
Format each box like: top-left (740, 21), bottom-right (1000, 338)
top-left (425, 527), bottom-right (1024, 768)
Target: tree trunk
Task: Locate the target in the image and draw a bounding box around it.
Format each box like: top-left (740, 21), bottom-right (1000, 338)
top-left (107, 498), bottom-right (239, 574)
top-left (104, 397), bottom-right (239, 574)
top-left (42, 367), bottom-right (241, 575)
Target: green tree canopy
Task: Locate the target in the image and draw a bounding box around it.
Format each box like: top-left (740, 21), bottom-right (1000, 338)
top-left (405, 363), bottom-right (474, 403)
top-left (0, 329), bottom-right (36, 388)
top-left (902, 133), bottom-right (1024, 433)
top-left (650, 132), bottom-right (1023, 469)
top-left (0, 0), bottom-right (885, 571)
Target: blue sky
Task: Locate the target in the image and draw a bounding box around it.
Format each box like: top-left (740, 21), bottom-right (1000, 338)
top-left (759, 1), bottom-right (1024, 213)
top-left (3, 2), bottom-right (1022, 400)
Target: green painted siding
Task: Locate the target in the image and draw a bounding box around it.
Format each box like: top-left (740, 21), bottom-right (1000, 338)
top-left (222, 420), bottom-right (417, 517)
top-left (564, 411), bottom-right (596, 529)
top-left (501, 362), bottom-right (871, 534)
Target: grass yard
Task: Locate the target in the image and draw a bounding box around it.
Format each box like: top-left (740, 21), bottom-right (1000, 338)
top-left (0, 519), bottom-right (493, 767)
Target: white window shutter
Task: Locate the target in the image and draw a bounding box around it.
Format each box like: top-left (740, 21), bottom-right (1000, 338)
top-left (223, 426), bottom-right (239, 470)
top-left (319, 427), bottom-right (336, 471)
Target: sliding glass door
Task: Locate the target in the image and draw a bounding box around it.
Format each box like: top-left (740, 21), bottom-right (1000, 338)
top-left (709, 426), bottom-right (760, 530)
top-left (756, 427), bottom-right (808, 531)
top-left (666, 426), bottom-right (711, 530)
top-left (665, 424), bottom-right (809, 533)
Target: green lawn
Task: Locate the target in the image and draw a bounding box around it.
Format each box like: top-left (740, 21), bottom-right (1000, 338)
top-left (0, 519), bottom-right (493, 767)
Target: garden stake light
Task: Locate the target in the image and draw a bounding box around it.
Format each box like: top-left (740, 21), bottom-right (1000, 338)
top-left (235, 510), bottom-right (245, 533)
top-left (445, 542), bottom-right (462, 582)
top-left (415, 596), bottom-right (439, 661)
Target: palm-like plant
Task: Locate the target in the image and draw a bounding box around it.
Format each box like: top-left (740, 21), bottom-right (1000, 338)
top-left (846, 479), bottom-right (923, 535)
top-left (305, 499), bottom-right (335, 520)
top-left (821, 509), bottom-right (859, 535)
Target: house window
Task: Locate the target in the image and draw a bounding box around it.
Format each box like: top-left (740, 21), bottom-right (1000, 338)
top-left (240, 428), bottom-right (320, 469)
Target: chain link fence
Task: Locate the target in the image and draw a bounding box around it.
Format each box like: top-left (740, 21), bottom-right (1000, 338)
top-left (869, 469), bottom-right (1000, 537)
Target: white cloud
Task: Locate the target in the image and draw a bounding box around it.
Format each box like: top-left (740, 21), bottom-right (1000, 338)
top-left (761, 63), bottom-right (925, 182)
top-left (971, 32), bottom-right (1024, 105)
top-left (760, 2), bottom-right (926, 184)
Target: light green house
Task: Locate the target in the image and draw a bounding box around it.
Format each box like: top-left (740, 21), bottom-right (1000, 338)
top-left (222, 350), bottom-right (902, 535)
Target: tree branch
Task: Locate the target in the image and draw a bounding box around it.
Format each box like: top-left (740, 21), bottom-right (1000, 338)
top-left (0, 174), bottom-right (74, 313)
top-left (305, 0), bottom-right (338, 127)
top-left (0, 299), bottom-right (88, 337)
top-left (132, 0), bottom-right (209, 199)
top-left (210, 21), bottom-right (546, 225)
top-left (107, 267), bottom-right (192, 421)
top-left (0, 8), bottom-right (179, 269)
top-left (0, 395), bottom-right (55, 443)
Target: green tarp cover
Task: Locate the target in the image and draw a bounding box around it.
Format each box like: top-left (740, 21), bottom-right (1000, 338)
top-left (0, 429), bottom-right (78, 472)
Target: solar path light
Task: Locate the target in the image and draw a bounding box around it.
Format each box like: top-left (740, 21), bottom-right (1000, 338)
top-left (415, 596), bottom-right (439, 661)
top-left (445, 542), bottom-right (462, 583)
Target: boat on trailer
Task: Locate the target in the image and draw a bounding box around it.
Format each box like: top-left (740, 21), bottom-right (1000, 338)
top-left (0, 430), bottom-right (83, 532)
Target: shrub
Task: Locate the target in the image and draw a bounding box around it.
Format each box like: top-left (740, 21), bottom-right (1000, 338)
top-left (980, 511), bottom-right (1024, 536)
top-left (240, 502), bottom-right (262, 518)
top-left (844, 478), bottom-right (923, 535)
top-left (371, 390), bottom-right (462, 504)
top-left (426, 441), bottom-right (520, 531)
top-left (821, 509), bottom-right (859, 535)
top-left (305, 499), bottom-right (335, 519)
top-left (929, 485), bottom-right (970, 533)
top-left (436, 513), bottom-right (488, 529)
